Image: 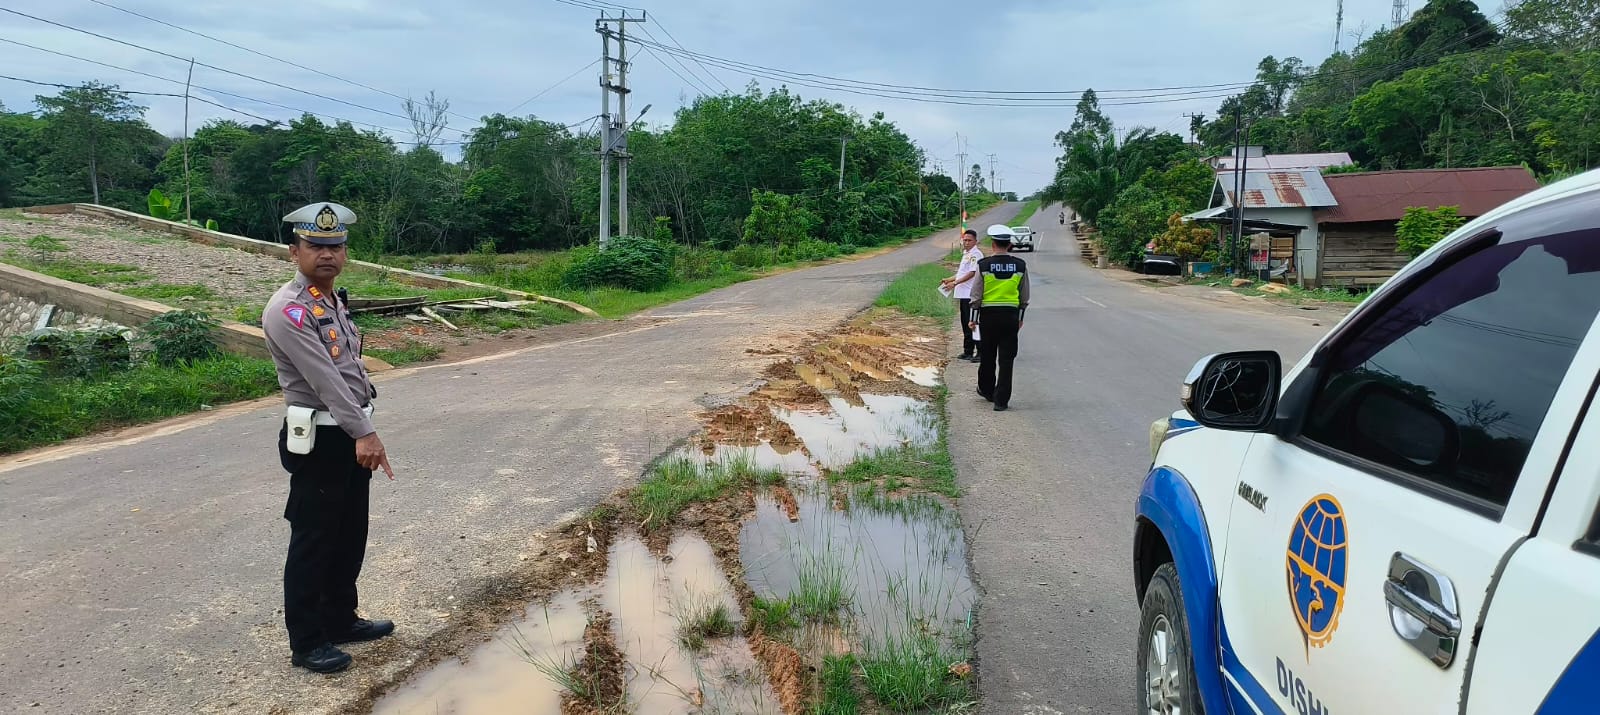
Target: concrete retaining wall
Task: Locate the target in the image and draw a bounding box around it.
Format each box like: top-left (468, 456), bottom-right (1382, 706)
top-left (25, 204), bottom-right (599, 317)
top-left (0, 288), bottom-right (130, 342)
top-left (0, 263), bottom-right (268, 359)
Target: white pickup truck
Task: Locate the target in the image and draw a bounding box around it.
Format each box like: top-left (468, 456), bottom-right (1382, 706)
top-left (1134, 168), bottom-right (1600, 714)
top-left (1010, 225), bottom-right (1035, 252)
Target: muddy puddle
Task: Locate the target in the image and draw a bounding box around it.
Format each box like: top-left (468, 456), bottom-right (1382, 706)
top-left (740, 487), bottom-right (976, 659)
top-left (773, 394), bottom-right (938, 469)
top-left (374, 589), bottom-right (593, 714)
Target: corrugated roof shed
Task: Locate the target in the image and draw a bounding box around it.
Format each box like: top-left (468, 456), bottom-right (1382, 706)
top-left (1315, 167), bottom-right (1540, 224)
top-left (1218, 169), bottom-right (1338, 209)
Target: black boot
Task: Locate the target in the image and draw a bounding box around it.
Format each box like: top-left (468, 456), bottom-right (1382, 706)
top-left (328, 618), bottom-right (395, 645)
top-left (291, 643), bottom-right (353, 674)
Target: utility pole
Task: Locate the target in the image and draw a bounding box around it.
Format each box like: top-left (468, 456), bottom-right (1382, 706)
top-left (1391, 0), bottom-right (1408, 28)
top-left (1182, 112), bottom-right (1204, 145)
top-left (595, 11), bottom-right (646, 248)
top-left (1230, 104), bottom-right (1245, 276)
top-left (987, 153), bottom-right (997, 195)
top-left (837, 135), bottom-right (850, 190)
top-left (955, 133), bottom-right (967, 230)
top-left (182, 58), bottom-right (194, 225)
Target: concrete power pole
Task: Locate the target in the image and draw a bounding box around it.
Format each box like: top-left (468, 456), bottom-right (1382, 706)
top-left (837, 136), bottom-right (850, 190)
top-left (955, 133), bottom-right (967, 229)
top-left (987, 153), bottom-right (997, 195)
top-left (595, 11), bottom-right (645, 248)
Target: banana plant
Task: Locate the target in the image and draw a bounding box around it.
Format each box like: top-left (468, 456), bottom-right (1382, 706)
top-left (146, 188), bottom-right (184, 222)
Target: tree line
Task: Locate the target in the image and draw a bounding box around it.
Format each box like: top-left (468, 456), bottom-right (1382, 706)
top-left (0, 82), bottom-right (987, 256)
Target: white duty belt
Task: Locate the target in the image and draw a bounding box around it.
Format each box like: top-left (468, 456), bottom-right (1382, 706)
top-left (311, 404), bottom-right (374, 426)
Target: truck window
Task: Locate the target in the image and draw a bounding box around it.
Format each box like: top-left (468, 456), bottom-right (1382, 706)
top-left (1301, 228), bottom-right (1600, 509)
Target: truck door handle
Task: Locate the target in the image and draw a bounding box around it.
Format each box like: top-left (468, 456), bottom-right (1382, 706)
top-left (1384, 552), bottom-right (1461, 669)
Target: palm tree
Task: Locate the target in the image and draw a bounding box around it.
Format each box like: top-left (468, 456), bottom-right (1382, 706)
top-left (1057, 127), bottom-right (1171, 227)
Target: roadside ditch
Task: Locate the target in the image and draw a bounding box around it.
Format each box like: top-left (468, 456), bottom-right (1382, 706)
top-left (367, 276), bottom-right (977, 714)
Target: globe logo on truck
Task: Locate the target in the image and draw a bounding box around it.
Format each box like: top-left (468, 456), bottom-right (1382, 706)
top-left (1285, 494), bottom-right (1347, 649)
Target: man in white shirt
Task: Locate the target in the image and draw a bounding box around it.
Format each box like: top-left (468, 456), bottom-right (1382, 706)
top-left (941, 229), bottom-right (985, 362)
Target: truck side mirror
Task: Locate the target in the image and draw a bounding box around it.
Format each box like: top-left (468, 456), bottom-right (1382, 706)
top-left (1182, 351), bottom-right (1282, 431)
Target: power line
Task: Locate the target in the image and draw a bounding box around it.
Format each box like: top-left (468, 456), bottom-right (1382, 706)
top-left (506, 59), bottom-right (602, 114)
top-left (80, 0), bottom-right (486, 128)
top-left (0, 5), bottom-right (472, 138)
top-left (636, 25), bottom-right (719, 96)
top-left (648, 15), bottom-right (732, 92)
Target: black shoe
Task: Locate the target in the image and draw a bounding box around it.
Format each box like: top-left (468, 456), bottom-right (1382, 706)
top-left (978, 390), bottom-right (993, 402)
top-left (955, 353), bottom-right (973, 360)
top-left (291, 643), bottom-right (352, 674)
top-left (994, 404), bottom-right (1009, 412)
top-left (328, 618), bottom-right (395, 645)
top-left (966, 355), bottom-right (980, 363)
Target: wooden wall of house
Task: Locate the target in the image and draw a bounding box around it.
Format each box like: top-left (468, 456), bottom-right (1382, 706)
top-left (1320, 222), bottom-right (1410, 284)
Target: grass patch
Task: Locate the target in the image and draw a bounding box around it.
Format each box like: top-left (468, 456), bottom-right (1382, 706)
top-left (676, 601), bottom-right (737, 652)
top-left (632, 454), bottom-right (781, 533)
top-left (3, 253), bottom-right (150, 286)
top-left (831, 442), bottom-right (959, 498)
top-left (365, 340), bottom-right (443, 366)
top-left (26, 234), bottom-right (68, 253)
top-left (875, 263), bottom-right (957, 320)
top-left (790, 539), bottom-right (853, 621)
top-left (749, 596), bottom-right (798, 635)
top-left (1011, 198), bottom-right (1041, 226)
top-left (0, 353), bottom-right (279, 454)
top-left (814, 654), bottom-right (863, 715)
top-left (121, 283), bottom-right (217, 301)
top-left (860, 630), bottom-right (972, 712)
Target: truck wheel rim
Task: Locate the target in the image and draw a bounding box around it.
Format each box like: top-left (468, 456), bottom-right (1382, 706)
top-left (1145, 614), bottom-right (1184, 715)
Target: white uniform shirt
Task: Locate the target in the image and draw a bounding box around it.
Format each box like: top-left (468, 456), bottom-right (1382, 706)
top-left (955, 247), bottom-right (984, 300)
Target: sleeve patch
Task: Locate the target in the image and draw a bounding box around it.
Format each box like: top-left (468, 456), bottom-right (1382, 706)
top-left (283, 304), bottom-right (308, 328)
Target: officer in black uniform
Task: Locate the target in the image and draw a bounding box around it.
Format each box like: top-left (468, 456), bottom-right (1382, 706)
top-left (262, 202), bottom-right (395, 674)
top-left (969, 224), bottom-right (1031, 411)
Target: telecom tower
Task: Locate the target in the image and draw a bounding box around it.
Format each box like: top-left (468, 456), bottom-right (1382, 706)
top-left (1392, 0), bottom-right (1409, 28)
top-left (1334, 0), bottom-right (1345, 53)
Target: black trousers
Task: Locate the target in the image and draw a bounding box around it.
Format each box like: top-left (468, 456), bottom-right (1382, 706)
top-left (958, 298), bottom-right (977, 355)
top-left (278, 424), bottom-right (372, 654)
top-left (977, 307), bottom-right (1021, 407)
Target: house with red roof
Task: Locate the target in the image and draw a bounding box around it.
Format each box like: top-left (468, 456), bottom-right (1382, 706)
top-left (1314, 166), bottom-right (1541, 286)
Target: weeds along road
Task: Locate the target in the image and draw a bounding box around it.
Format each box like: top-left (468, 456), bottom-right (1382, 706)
top-left (945, 204), bottom-right (1333, 713)
top-left (0, 204), bottom-right (1015, 715)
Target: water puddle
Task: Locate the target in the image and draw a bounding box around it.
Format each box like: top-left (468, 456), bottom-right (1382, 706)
top-left (816, 346), bottom-right (897, 382)
top-left (606, 534), bottom-right (782, 714)
top-left (899, 365), bottom-right (942, 387)
top-left (793, 363), bottom-right (837, 392)
top-left (373, 589), bottom-right (592, 715)
top-left (773, 395), bottom-right (937, 469)
top-left (739, 487), bottom-right (976, 663)
top-left (674, 443), bottom-right (818, 477)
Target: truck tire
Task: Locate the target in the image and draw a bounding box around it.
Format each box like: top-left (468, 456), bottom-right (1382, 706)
top-left (1137, 562), bottom-right (1204, 715)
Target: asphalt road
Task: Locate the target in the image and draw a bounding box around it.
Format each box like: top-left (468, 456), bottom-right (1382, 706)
top-left (946, 205), bottom-right (1334, 714)
top-left (0, 204), bottom-right (1015, 715)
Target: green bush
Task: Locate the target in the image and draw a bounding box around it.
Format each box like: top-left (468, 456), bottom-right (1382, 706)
top-left (23, 328), bottom-right (131, 378)
top-left (1397, 205), bottom-right (1467, 258)
top-left (675, 246), bottom-right (736, 281)
top-left (143, 310), bottom-right (221, 365)
top-left (560, 236), bottom-right (676, 291)
top-left (789, 238), bottom-right (843, 262)
top-left (726, 243), bottom-right (781, 269)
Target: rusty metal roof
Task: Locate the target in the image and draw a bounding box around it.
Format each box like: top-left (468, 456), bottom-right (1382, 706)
top-left (1218, 169), bottom-right (1337, 209)
top-left (1315, 167), bottom-right (1540, 224)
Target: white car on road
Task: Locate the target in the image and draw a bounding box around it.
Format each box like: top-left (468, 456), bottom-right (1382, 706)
top-left (1010, 225), bottom-right (1035, 252)
top-left (1133, 167), bottom-right (1600, 714)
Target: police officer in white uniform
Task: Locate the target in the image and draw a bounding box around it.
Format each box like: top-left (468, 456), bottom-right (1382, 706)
top-left (263, 202), bottom-right (395, 674)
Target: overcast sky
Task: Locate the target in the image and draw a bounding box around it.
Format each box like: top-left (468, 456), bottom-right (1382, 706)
top-left (1, 0), bottom-right (1451, 195)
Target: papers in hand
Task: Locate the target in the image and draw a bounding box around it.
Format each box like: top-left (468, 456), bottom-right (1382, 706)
top-left (937, 283), bottom-right (953, 298)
